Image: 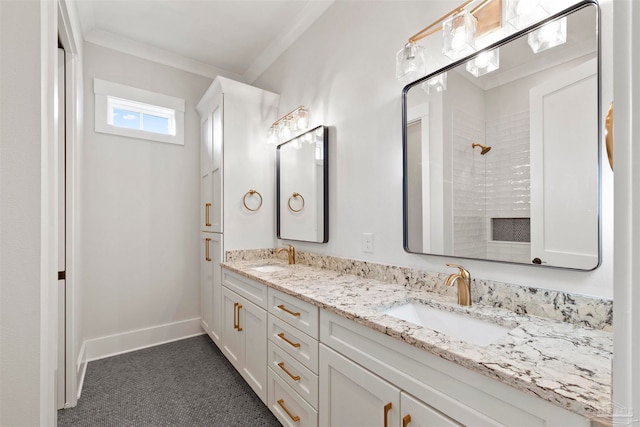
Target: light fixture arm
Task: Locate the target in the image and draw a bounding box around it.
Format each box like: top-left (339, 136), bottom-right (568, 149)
top-left (407, 0), bottom-right (496, 43)
top-left (271, 106), bottom-right (306, 128)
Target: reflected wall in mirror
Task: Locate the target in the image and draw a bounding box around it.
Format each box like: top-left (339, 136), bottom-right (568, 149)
top-left (277, 125), bottom-right (329, 243)
top-left (403, 2), bottom-right (599, 270)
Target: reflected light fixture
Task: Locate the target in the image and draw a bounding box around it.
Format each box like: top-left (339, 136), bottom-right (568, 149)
top-left (421, 73), bottom-right (448, 94)
top-left (267, 106), bottom-right (310, 144)
top-left (528, 17), bottom-right (567, 53)
top-left (466, 48), bottom-right (499, 77)
top-left (396, 0), bottom-right (501, 82)
top-left (506, 0), bottom-right (553, 30)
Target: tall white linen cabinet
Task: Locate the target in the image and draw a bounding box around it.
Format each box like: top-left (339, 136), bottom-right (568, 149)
top-left (196, 76), bottom-right (279, 352)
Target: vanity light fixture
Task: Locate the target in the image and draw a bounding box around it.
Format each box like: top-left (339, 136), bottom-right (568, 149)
top-left (421, 72), bottom-right (448, 94)
top-left (506, 0), bottom-right (553, 30)
top-left (267, 106), bottom-right (310, 144)
top-left (528, 17), bottom-right (567, 54)
top-left (466, 48), bottom-right (499, 77)
top-left (395, 0), bottom-right (501, 82)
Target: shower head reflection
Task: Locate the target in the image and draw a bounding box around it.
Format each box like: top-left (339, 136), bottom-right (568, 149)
top-left (472, 143), bottom-right (492, 155)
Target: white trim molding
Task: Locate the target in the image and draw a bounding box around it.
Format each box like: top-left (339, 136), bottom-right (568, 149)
top-left (83, 317), bottom-right (204, 363)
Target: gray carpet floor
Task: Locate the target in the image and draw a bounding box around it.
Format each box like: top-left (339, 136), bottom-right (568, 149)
top-left (57, 335), bottom-right (282, 426)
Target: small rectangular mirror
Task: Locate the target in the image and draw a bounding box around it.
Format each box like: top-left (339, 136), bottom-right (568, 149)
top-left (403, 2), bottom-right (600, 270)
top-left (277, 125), bottom-right (329, 243)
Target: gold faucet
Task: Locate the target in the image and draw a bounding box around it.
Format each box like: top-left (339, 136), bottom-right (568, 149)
top-left (444, 264), bottom-right (472, 306)
top-left (276, 245), bottom-right (296, 265)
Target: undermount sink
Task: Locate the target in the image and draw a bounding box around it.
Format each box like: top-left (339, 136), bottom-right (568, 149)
top-left (252, 265), bottom-right (287, 273)
top-left (383, 303), bottom-right (513, 347)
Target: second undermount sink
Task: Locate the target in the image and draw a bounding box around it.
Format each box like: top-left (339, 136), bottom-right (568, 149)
top-left (252, 265), bottom-right (287, 273)
top-left (383, 303), bottom-right (513, 347)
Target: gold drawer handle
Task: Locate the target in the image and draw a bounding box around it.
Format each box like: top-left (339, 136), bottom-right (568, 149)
top-left (205, 238), bottom-right (211, 262)
top-left (384, 402), bottom-right (392, 427)
top-left (277, 332), bottom-right (301, 348)
top-left (278, 304), bottom-right (301, 317)
top-left (236, 303), bottom-right (243, 332)
top-left (205, 203), bottom-right (212, 227)
top-left (277, 362), bottom-right (301, 381)
top-left (277, 399), bottom-right (300, 422)
top-left (403, 414), bottom-right (411, 427)
top-left (233, 302), bottom-right (238, 330)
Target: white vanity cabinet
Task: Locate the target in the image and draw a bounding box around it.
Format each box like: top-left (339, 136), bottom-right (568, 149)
top-left (319, 310), bottom-right (590, 427)
top-left (221, 270), bottom-right (268, 403)
top-left (267, 288), bottom-right (320, 427)
top-left (196, 76), bottom-right (279, 353)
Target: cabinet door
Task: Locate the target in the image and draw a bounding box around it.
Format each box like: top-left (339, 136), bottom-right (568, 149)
top-left (209, 233), bottom-right (223, 347)
top-left (201, 113), bottom-right (213, 175)
top-left (239, 295), bottom-right (267, 403)
top-left (221, 286), bottom-right (243, 372)
top-left (200, 233), bottom-right (213, 335)
top-left (319, 345), bottom-right (400, 427)
top-left (211, 101), bottom-right (223, 233)
top-left (401, 392), bottom-right (462, 427)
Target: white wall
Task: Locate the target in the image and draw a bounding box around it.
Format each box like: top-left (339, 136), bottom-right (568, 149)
top-left (81, 43), bottom-right (211, 349)
top-left (255, 0), bottom-right (613, 299)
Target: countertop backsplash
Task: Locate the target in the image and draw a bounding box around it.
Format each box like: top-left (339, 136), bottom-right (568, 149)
top-left (225, 249), bottom-right (612, 331)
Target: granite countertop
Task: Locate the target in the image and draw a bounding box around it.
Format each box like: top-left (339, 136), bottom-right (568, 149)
top-left (221, 258), bottom-right (612, 420)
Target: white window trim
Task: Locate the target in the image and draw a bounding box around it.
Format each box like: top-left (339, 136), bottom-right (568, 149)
top-left (94, 78), bottom-right (185, 145)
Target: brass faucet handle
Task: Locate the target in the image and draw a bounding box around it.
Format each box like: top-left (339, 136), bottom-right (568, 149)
top-left (446, 263), bottom-right (470, 278)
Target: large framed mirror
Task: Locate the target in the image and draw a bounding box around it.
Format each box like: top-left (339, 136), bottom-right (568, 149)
top-left (277, 125), bottom-right (329, 243)
top-left (403, 1), bottom-right (600, 270)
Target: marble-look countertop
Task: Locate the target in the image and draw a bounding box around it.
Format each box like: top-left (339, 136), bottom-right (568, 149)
top-left (222, 258), bottom-right (612, 420)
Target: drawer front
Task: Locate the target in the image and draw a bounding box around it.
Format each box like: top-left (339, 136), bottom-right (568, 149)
top-left (269, 314), bottom-right (319, 374)
top-left (268, 341), bottom-right (318, 409)
top-left (222, 270), bottom-right (267, 309)
top-left (268, 368), bottom-right (318, 427)
top-left (268, 288), bottom-right (319, 339)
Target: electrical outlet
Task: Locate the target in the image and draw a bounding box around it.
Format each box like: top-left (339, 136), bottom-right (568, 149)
top-left (362, 233), bottom-right (374, 253)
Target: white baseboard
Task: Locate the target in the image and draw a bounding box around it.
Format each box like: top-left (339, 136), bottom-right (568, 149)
top-left (76, 341), bottom-right (88, 400)
top-left (84, 317), bottom-right (205, 363)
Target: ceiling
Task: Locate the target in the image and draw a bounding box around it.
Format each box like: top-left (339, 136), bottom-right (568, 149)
top-left (74, 0), bottom-right (335, 82)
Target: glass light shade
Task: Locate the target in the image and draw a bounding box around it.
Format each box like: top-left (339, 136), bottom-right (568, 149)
top-left (279, 120), bottom-right (292, 141)
top-left (442, 10), bottom-right (477, 60)
top-left (267, 126), bottom-right (278, 144)
top-left (528, 17), bottom-right (567, 53)
top-left (396, 42), bottom-right (426, 83)
top-left (506, 0), bottom-right (552, 30)
top-left (295, 108), bottom-right (309, 130)
top-left (421, 72), bottom-right (448, 95)
top-left (466, 48), bottom-right (500, 77)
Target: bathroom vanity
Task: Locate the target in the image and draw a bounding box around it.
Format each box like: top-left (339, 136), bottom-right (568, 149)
top-left (215, 253), bottom-right (612, 426)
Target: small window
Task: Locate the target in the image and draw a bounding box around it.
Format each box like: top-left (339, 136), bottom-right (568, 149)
top-left (94, 78), bottom-right (185, 145)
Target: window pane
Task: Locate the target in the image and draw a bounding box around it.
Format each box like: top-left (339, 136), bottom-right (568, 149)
top-left (143, 113), bottom-right (170, 135)
top-left (113, 108), bottom-right (141, 130)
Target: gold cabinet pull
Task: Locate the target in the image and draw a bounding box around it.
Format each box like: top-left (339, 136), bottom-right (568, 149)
top-left (383, 402), bottom-right (392, 427)
top-left (278, 304), bottom-right (301, 317)
top-left (402, 414), bottom-right (411, 427)
top-left (233, 302), bottom-right (238, 330)
top-left (205, 203), bottom-right (212, 227)
top-left (277, 362), bottom-right (301, 381)
top-left (277, 332), bottom-right (301, 348)
top-left (205, 238), bottom-right (211, 262)
top-left (606, 101), bottom-right (613, 170)
top-left (236, 304), bottom-right (243, 332)
top-left (277, 399), bottom-right (300, 422)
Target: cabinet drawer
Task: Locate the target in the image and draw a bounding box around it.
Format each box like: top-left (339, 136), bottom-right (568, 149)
top-left (402, 392), bottom-right (463, 427)
top-left (268, 368), bottom-right (318, 427)
top-left (269, 288), bottom-right (319, 339)
top-left (269, 314), bottom-right (318, 374)
top-left (268, 341), bottom-right (318, 409)
top-left (222, 270), bottom-right (267, 309)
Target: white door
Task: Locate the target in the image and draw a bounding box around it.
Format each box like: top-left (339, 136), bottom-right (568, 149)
top-left (530, 58), bottom-right (598, 269)
top-left (400, 392), bottom-right (462, 427)
top-left (56, 47), bottom-right (66, 411)
top-left (238, 298), bottom-right (267, 403)
top-left (319, 345), bottom-right (400, 427)
top-left (209, 233), bottom-right (223, 347)
top-left (221, 287), bottom-right (243, 371)
top-left (200, 233), bottom-right (213, 335)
